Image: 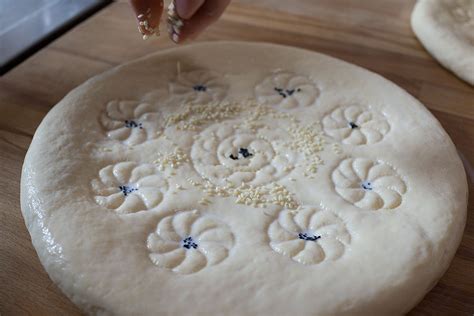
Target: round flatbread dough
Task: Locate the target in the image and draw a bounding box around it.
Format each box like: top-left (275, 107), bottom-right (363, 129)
top-left (21, 42), bottom-right (468, 315)
top-left (411, 0), bottom-right (474, 85)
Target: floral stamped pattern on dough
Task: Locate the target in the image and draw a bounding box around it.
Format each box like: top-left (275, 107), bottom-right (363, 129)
top-left (92, 162), bottom-right (168, 214)
top-left (191, 119), bottom-right (297, 187)
top-left (147, 210), bottom-right (234, 274)
top-left (100, 100), bottom-right (162, 146)
top-left (332, 158), bottom-right (406, 210)
top-left (322, 105), bottom-right (390, 145)
top-left (255, 72), bottom-right (320, 109)
top-left (268, 206), bottom-right (350, 265)
top-left (169, 70), bottom-right (228, 104)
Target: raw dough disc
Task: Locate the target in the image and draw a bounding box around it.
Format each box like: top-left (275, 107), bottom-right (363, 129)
top-left (411, 0), bottom-right (474, 85)
top-left (21, 42), bottom-right (468, 315)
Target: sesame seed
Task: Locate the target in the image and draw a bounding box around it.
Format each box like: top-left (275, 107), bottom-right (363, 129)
top-left (156, 147), bottom-right (189, 170)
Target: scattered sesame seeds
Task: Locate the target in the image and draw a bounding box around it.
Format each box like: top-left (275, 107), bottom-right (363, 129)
top-left (332, 143), bottom-right (343, 155)
top-left (154, 98), bottom-right (333, 212)
top-left (165, 101), bottom-right (243, 131)
top-left (287, 124), bottom-right (325, 176)
top-left (232, 184), bottom-right (268, 208)
top-left (155, 147), bottom-right (189, 171)
top-left (198, 197), bottom-right (211, 205)
top-left (268, 183), bottom-right (298, 209)
top-left (306, 158), bottom-right (323, 174)
top-left (289, 209), bottom-right (298, 215)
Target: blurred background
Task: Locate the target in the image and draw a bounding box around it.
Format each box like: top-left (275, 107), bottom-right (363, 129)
top-left (0, 0), bottom-right (111, 74)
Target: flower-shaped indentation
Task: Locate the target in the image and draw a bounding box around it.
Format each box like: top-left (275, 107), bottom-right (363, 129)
top-left (91, 162), bottom-right (168, 214)
top-left (147, 210), bottom-right (234, 274)
top-left (191, 120), bottom-right (297, 186)
top-left (100, 99), bottom-right (162, 145)
top-left (450, 0), bottom-right (474, 24)
top-left (255, 72), bottom-right (319, 109)
top-left (332, 158), bottom-right (407, 210)
top-left (268, 206), bottom-right (350, 265)
top-left (169, 70), bottom-right (228, 104)
top-left (322, 105), bottom-right (390, 145)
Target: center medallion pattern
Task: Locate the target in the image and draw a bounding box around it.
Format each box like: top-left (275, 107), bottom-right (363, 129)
top-left (191, 119), bottom-right (297, 186)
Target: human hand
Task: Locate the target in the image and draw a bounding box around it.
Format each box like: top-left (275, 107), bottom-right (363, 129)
top-left (129, 0), bottom-right (231, 43)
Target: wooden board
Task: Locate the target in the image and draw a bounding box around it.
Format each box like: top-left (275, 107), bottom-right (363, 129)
top-left (0, 1), bottom-right (473, 314)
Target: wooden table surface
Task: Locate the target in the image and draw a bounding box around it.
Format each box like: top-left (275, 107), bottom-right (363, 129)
top-left (1, 1), bottom-right (473, 314)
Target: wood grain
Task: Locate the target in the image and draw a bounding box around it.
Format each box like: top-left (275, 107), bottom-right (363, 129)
top-left (0, 1), bottom-right (473, 315)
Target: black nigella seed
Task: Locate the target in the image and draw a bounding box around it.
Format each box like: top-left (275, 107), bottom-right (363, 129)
top-left (125, 120), bottom-right (140, 128)
top-left (193, 84), bottom-right (207, 92)
top-left (349, 122), bottom-right (359, 129)
top-left (274, 87), bottom-right (288, 98)
top-left (229, 148), bottom-right (253, 160)
top-left (298, 232), bottom-right (321, 242)
top-left (239, 148), bottom-right (253, 158)
top-left (182, 237), bottom-right (198, 249)
top-left (119, 185), bottom-right (137, 196)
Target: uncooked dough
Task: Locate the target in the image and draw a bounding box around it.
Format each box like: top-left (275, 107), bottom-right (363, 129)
top-left (21, 42), bottom-right (468, 315)
top-left (411, 0), bottom-right (474, 85)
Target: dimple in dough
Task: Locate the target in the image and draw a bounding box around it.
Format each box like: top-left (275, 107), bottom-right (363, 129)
top-left (411, 0), bottom-right (474, 85)
top-left (21, 42), bottom-right (467, 315)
